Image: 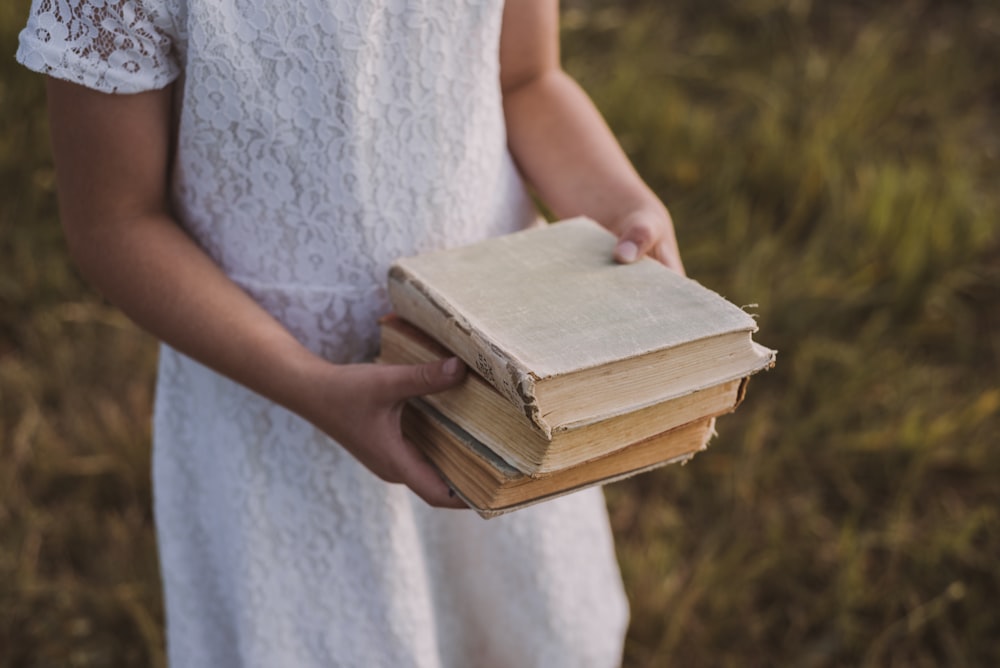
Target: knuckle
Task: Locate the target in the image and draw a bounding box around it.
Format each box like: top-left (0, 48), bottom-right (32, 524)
top-left (629, 219), bottom-right (655, 239)
top-left (376, 461), bottom-right (405, 485)
top-left (624, 226), bottom-right (655, 250)
top-left (416, 362), bottom-right (436, 389)
top-left (367, 365), bottom-right (396, 398)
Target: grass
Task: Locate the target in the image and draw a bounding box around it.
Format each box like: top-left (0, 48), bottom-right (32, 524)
top-left (0, 2), bottom-right (163, 665)
top-left (562, 1), bottom-right (1000, 665)
top-left (2, 0), bottom-right (999, 666)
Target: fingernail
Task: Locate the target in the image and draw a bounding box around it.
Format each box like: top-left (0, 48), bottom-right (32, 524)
top-left (442, 357), bottom-right (461, 375)
top-left (616, 240), bottom-right (638, 263)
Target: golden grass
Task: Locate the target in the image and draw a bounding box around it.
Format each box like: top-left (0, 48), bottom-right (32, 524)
top-left (562, 2), bottom-right (1000, 665)
top-left (2, 0), bottom-right (999, 665)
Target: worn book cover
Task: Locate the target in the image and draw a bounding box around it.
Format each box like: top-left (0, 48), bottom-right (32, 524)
top-left (388, 217), bottom-right (776, 435)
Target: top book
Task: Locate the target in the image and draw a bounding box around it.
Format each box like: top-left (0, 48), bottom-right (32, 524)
top-left (388, 217), bottom-right (775, 437)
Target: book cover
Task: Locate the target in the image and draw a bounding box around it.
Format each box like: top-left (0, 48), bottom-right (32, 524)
top-left (388, 217), bottom-right (776, 435)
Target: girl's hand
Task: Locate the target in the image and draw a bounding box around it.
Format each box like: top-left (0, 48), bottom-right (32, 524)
top-left (610, 206), bottom-right (686, 275)
top-left (500, 1), bottom-right (687, 278)
top-left (299, 357), bottom-right (470, 509)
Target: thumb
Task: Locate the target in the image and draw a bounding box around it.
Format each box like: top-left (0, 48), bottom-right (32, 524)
top-left (391, 357), bottom-right (467, 399)
top-left (613, 212), bottom-right (658, 264)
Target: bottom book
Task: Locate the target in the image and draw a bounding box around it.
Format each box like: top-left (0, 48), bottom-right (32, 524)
top-left (402, 399), bottom-right (716, 519)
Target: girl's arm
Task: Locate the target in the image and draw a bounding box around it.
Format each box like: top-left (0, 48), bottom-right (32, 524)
top-left (45, 79), bottom-right (466, 508)
top-left (500, 0), bottom-right (685, 274)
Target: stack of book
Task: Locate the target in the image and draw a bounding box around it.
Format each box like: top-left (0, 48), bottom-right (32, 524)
top-left (380, 217), bottom-right (776, 518)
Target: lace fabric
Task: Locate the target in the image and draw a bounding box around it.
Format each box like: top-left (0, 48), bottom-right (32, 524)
top-left (18, 1), bottom-right (630, 665)
top-left (18, 0), bottom-right (180, 92)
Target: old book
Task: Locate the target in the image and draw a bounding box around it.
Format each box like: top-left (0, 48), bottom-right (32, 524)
top-left (402, 399), bottom-right (716, 518)
top-left (380, 315), bottom-right (747, 474)
top-left (388, 217), bottom-right (776, 438)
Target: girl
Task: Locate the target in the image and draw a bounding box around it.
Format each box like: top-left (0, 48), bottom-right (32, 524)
top-left (17, 0), bottom-right (684, 665)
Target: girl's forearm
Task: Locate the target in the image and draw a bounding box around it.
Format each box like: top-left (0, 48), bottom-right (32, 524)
top-left (503, 68), bottom-right (668, 232)
top-left (62, 207), bottom-right (326, 418)
top-left (45, 79), bottom-right (325, 420)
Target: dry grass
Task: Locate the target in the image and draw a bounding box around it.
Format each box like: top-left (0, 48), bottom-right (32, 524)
top-left (1, 3), bottom-right (162, 664)
top-left (2, 0), bottom-right (999, 665)
top-left (563, 1), bottom-right (1000, 665)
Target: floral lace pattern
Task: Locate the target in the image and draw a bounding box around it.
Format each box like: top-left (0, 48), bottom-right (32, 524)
top-left (18, 0), bottom-right (630, 665)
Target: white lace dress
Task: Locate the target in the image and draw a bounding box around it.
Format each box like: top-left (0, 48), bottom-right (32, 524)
top-left (18, 0), bottom-right (629, 665)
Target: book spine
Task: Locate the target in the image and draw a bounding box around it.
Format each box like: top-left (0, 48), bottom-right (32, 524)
top-left (387, 268), bottom-right (547, 435)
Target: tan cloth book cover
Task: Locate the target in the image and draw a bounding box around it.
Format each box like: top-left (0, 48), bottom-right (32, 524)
top-left (388, 217), bottom-right (776, 436)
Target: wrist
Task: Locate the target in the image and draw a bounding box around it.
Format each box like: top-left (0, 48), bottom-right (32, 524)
top-left (269, 345), bottom-right (339, 423)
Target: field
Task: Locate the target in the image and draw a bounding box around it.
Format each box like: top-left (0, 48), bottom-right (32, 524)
top-left (2, 0), bottom-right (998, 666)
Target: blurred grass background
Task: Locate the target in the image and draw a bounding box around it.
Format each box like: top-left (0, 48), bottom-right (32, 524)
top-left (2, 0), bottom-right (998, 665)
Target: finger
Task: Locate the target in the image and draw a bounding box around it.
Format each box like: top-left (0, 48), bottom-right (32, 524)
top-left (408, 461), bottom-right (469, 509)
top-left (393, 436), bottom-right (469, 509)
top-left (654, 239), bottom-right (686, 276)
top-left (389, 357), bottom-right (467, 399)
top-left (613, 212), bottom-right (659, 264)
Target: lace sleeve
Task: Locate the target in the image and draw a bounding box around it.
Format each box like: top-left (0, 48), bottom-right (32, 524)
top-left (16, 0), bottom-right (180, 94)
